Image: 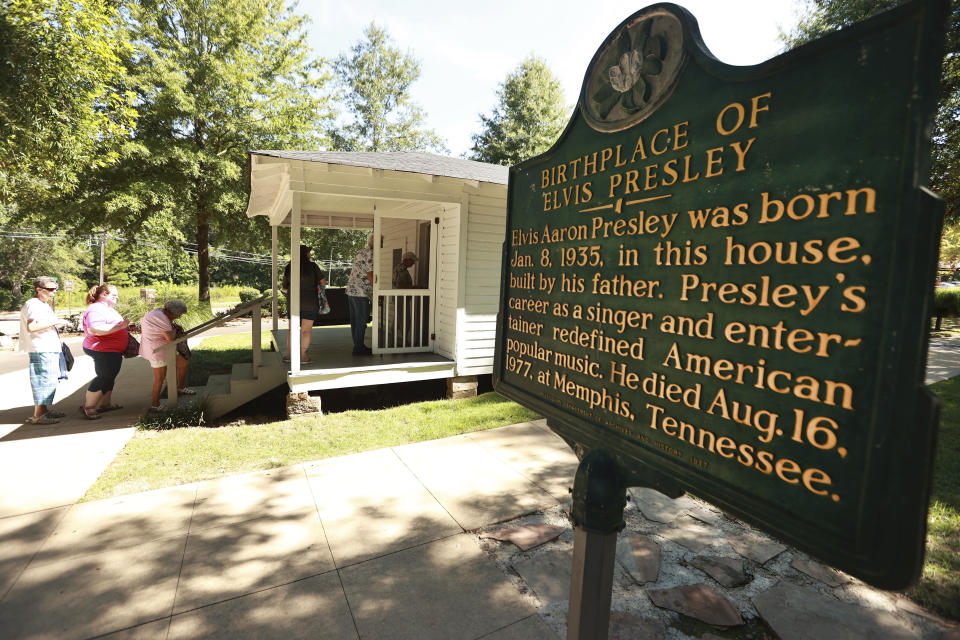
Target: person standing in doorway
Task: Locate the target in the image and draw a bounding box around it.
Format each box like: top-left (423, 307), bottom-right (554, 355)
top-left (347, 233), bottom-right (374, 355)
top-left (282, 245), bottom-right (326, 363)
top-left (19, 276), bottom-right (69, 424)
top-left (392, 252), bottom-right (418, 289)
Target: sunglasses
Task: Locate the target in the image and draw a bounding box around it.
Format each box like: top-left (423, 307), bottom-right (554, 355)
top-left (43, 287), bottom-right (58, 292)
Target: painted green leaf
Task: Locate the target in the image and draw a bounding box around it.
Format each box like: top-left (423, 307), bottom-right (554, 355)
top-left (597, 92), bottom-right (620, 119)
top-left (593, 82), bottom-right (616, 104)
top-left (642, 55), bottom-right (663, 76)
top-left (632, 78), bottom-right (647, 106)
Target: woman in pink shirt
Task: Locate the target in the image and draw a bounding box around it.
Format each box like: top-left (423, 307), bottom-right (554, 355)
top-left (80, 284), bottom-right (129, 419)
top-left (139, 300), bottom-right (194, 411)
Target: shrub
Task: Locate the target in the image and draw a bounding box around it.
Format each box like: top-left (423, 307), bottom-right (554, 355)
top-left (0, 289), bottom-right (24, 312)
top-left (115, 298), bottom-right (154, 326)
top-left (934, 288), bottom-right (960, 317)
top-left (238, 287), bottom-right (277, 317)
top-left (265, 289), bottom-right (287, 316)
top-left (238, 287), bottom-right (263, 304)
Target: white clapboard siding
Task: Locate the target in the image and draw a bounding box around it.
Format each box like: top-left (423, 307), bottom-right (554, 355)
top-left (435, 207), bottom-right (460, 360)
top-left (456, 182), bottom-right (508, 375)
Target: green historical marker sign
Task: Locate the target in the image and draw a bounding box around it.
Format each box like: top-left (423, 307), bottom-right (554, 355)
top-left (494, 0), bottom-right (948, 589)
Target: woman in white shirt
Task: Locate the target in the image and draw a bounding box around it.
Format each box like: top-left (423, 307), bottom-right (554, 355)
top-left (19, 276), bottom-right (69, 424)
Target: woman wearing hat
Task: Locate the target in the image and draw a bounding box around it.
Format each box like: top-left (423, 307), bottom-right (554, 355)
top-left (392, 251), bottom-right (418, 289)
top-left (19, 276), bottom-right (70, 424)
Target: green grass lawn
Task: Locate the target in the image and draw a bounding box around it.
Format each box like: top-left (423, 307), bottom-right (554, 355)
top-left (185, 332), bottom-right (274, 387)
top-left (905, 376), bottom-right (960, 619)
top-left (83, 391), bottom-right (540, 501)
top-left (930, 315), bottom-right (960, 338)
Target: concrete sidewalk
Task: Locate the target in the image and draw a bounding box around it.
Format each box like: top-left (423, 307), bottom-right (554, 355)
top-left (0, 420), bottom-right (571, 640)
top-left (0, 320), bottom-right (279, 517)
top-left (0, 342), bottom-right (154, 517)
top-left (1, 419), bottom-right (957, 640)
top-left (927, 334), bottom-right (960, 384)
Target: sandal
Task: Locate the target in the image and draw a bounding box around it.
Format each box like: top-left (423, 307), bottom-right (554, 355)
top-left (148, 405), bottom-right (163, 412)
top-left (97, 404), bottom-right (123, 413)
top-left (177, 388), bottom-right (197, 396)
top-left (79, 406), bottom-right (101, 420)
top-left (46, 410), bottom-right (66, 419)
top-left (25, 415), bottom-right (60, 425)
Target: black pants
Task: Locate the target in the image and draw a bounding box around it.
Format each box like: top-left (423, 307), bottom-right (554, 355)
top-left (83, 348), bottom-right (123, 392)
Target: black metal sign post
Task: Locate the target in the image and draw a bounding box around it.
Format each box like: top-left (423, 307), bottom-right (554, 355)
top-left (494, 1), bottom-right (948, 637)
top-left (566, 450), bottom-right (624, 639)
top-left (563, 437), bottom-right (683, 640)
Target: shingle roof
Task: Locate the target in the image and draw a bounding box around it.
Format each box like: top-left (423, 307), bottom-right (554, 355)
top-left (251, 150), bottom-right (508, 185)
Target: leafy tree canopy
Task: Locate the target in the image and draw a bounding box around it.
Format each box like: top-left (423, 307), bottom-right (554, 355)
top-left (331, 23), bottom-right (445, 153)
top-left (0, 0), bottom-right (136, 207)
top-left (89, 236), bottom-right (199, 287)
top-left (781, 0), bottom-right (960, 219)
top-left (0, 225), bottom-right (91, 306)
top-left (470, 55), bottom-right (570, 166)
top-left (44, 0), bottom-right (335, 304)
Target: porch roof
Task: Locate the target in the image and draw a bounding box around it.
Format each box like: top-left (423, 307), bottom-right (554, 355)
top-left (252, 150), bottom-right (508, 184)
top-left (245, 150), bottom-right (508, 229)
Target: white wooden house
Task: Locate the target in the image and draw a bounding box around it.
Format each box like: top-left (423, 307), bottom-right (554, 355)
top-left (244, 150), bottom-right (508, 397)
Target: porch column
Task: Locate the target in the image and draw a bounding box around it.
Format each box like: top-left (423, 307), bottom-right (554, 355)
top-left (271, 224), bottom-right (279, 331)
top-left (291, 192), bottom-right (302, 374)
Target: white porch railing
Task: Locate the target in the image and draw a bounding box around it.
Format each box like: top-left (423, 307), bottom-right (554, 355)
top-left (154, 293), bottom-right (273, 408)
top-left (376, 291), bottom-right (431, 352)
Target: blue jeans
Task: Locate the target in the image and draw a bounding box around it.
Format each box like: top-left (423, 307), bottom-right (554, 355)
top-left (347, 295), bottom-right (371, 352)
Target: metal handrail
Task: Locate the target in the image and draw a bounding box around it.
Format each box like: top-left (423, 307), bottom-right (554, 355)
top-left (151, 292), bottom-right (273, 353)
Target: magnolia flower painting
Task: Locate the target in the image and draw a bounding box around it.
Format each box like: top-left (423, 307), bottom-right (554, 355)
top-left (583, 10), bottom-right (684, 132)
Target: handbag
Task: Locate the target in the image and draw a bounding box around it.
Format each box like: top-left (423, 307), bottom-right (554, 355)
top-left (318, 284), bottom-right (331, 315)
top-left (174, 324), bottom-right (191, 359)
top-left (123, 333), bottom-right (140, 358)
top-left (60, 342), bottom-right (75, 372)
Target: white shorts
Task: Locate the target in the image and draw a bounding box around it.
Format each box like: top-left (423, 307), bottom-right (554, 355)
top-left (149, 360), bottom-right (167, 369)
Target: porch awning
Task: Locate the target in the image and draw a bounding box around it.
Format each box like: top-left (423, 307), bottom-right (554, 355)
top-left (245, 150), bottom-right (508, 228)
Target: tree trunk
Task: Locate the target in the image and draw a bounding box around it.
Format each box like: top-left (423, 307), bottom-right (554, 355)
top-left (197, 214), bottom-right (211, 309)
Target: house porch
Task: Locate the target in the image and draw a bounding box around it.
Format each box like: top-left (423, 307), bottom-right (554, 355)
top-left (270, 326), bottom-right (456, 393)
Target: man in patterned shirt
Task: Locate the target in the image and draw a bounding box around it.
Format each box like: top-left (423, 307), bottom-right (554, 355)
top-left (346, 234), bottom-right (375, 355)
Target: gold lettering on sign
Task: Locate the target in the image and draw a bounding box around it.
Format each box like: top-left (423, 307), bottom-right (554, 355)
top-left (507, 87), bottom-right (873, 505)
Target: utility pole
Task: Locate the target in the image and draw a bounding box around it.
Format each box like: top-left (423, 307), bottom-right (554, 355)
top-left (99, 230), bottom-right (106, 284)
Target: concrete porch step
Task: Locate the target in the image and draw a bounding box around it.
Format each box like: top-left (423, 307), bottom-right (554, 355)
top-left (196, 360), bottom-right (287, 419)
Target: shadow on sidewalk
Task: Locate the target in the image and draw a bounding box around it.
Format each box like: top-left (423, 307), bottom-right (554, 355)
top-left (1, 356), bottom-right (159, 441)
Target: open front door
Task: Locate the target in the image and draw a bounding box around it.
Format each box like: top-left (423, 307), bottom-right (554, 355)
top-left (372, 214), bottom-right (436, 353)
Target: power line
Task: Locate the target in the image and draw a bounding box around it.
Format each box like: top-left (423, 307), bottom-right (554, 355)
top-left (0, 229), bottom-right (275, 265)
top-left (0, 228), bottom-right (361, 269)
